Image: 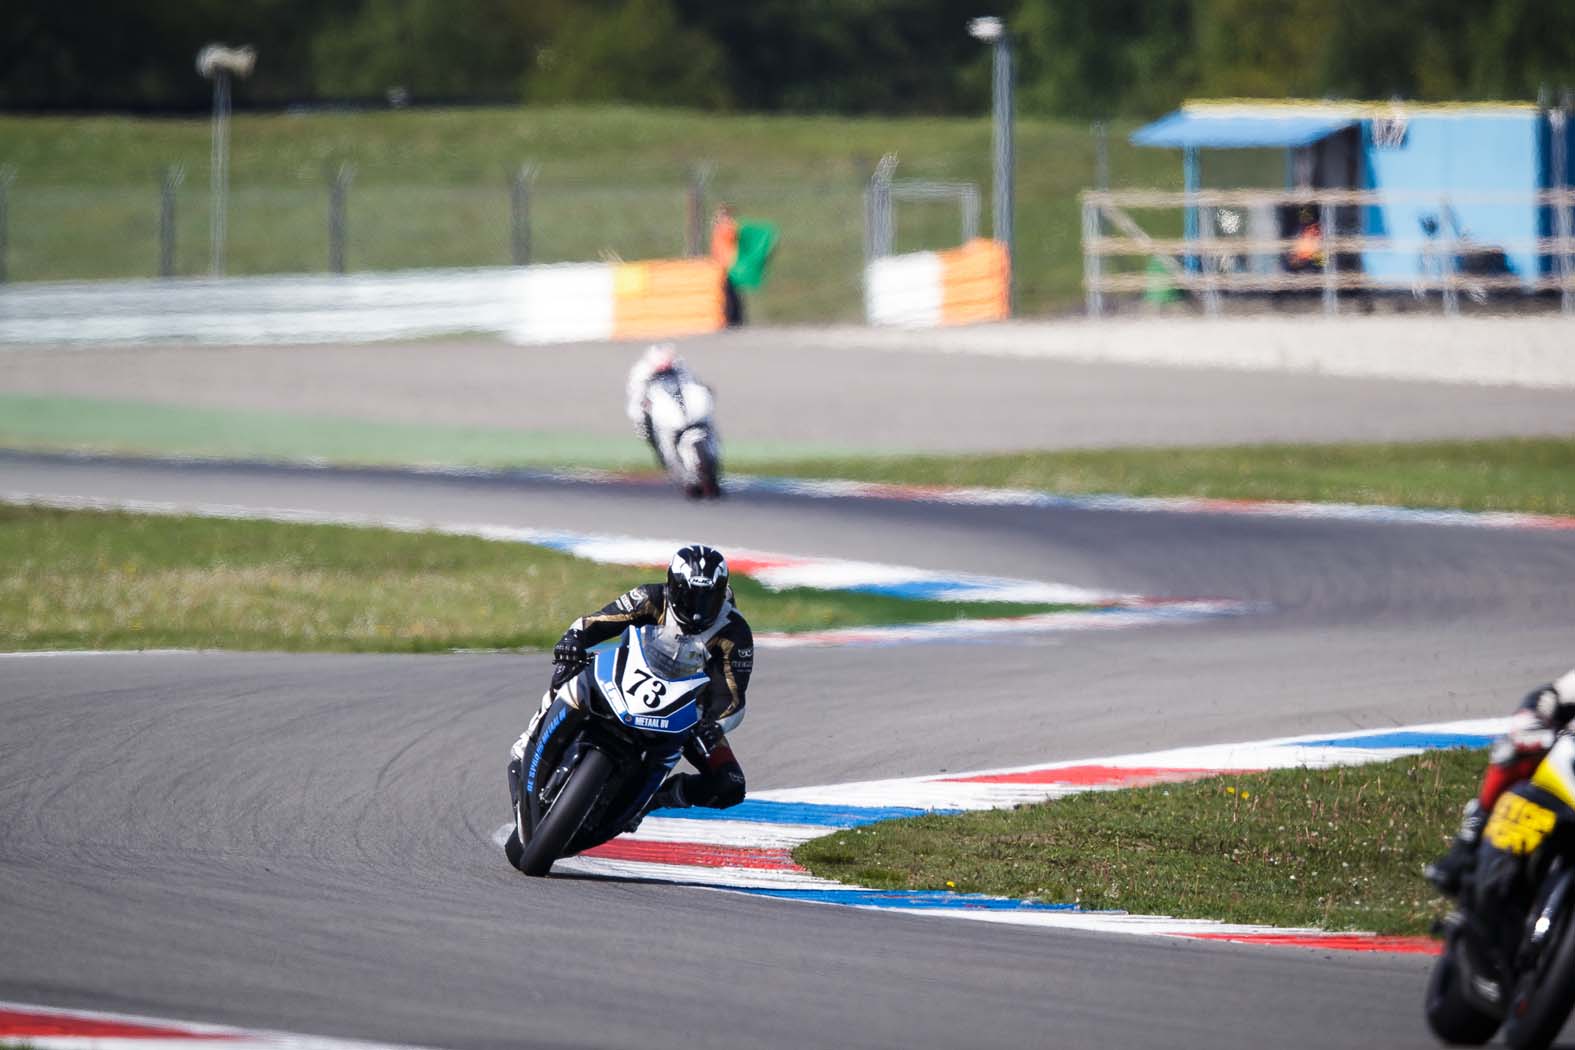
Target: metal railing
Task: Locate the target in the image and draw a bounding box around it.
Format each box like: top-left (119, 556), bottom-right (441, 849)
top-left (1081, 188), bottom-right (1575, 317)
top-left (865, 153), bottom-right (981, 262)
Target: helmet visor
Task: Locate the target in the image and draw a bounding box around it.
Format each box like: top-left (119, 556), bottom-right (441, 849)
top-left (668, 574), bottom-right (726, 632)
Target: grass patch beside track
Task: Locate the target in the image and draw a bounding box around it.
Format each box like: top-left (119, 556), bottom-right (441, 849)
top-left (0, 505), bottom-right (1082, 653)
top-left (0, 394), bottom-right (870, 473)
top-left (6, 400), bottom-right (1574, 518)
top-left (795, 748), bottom-right (1477, 935)
top-left (756, 437), bottom-right (1575, 517)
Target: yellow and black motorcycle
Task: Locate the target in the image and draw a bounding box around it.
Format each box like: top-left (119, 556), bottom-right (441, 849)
top-left (1427, 732), bottom-right (1575, 1049)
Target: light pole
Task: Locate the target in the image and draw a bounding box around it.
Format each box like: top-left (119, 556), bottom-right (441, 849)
top-left (968, 16), bottom-right (1013, 312)
top-left (196, 44), bottom-right (256, 277)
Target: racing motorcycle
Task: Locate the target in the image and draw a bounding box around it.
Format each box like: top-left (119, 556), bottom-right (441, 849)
top-left (504, 622), bottom-right (711, 877)
top-left (645, 372), bottom-right (721, 499)
top-left (1426, 732), bottom-right (1575, 1049)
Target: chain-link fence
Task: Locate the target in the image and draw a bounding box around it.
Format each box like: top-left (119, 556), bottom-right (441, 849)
top-left (0, 166), bottom-right (933, 325)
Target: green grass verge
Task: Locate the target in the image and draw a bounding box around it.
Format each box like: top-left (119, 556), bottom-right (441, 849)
top-left (5, 394), bottom-right (1574, 517)
top-left (795, 748), bottom-right (1478, 936)
top-left (0, 106), bottom-right (1193, 320)
top-left (754, 438), bottom-right (1575, 516)
top-left (0, 394), bottom-right (870, 472)
top-left (0, 505), bottom-right (1082, 653)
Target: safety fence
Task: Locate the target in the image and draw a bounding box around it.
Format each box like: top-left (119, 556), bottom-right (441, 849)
top-left (1081, 187), bottom-right (1575, 317)
top-left (864, 237), bottom-right (1009, 327)
top-left (0, 258), bottom-right (723, 346)
top-left (0, 169), bottom-right (897, 326)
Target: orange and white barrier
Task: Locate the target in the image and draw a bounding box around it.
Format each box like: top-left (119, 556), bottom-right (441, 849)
top-left (865, 238), bottom-right (1009, 328)
top-left (613, 258), bottom-right (726, 341)
top-left (513, 258), bottom-right (725, 344)
top-left (0, 259), bottom-right (726, 347)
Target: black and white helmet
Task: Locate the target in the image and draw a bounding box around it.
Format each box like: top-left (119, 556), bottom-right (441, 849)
top-left (666, 544), bottom-right (728, 634)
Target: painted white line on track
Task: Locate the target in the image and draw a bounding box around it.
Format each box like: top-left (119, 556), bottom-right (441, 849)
top-left (0, 648), bottom-right (208, 659)
top-left (725, 474), bottom-right (1575, 533)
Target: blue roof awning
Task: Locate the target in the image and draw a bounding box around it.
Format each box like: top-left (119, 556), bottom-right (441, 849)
top-left (1132, 110), bottom-right (1357, 149)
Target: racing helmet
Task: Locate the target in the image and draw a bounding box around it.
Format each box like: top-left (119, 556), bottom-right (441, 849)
top-left (642, 343), bottom-right (680, 375)
top-left (666, 544), bottom-right (729, 634)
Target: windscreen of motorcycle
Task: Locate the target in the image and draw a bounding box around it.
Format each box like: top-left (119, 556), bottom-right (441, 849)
top-left (593, 625), bottom-right (711, 735)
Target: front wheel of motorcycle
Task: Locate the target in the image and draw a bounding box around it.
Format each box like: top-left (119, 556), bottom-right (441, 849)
top-left (516, 747), bottom-right (613, 878)
top-left (503, 825), bottom-right (525, 870)
top-left (1502, 901), bottom-right (1575, 1050)
top-left (1425, 937), bottom-right (1501, 1046)
top-left (698, 450), bottom-right (721, 499)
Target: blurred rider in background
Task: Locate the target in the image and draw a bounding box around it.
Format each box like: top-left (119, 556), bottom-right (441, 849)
top-left (626, 343), bottom-right (683, 454)
top-left (626, 343), bottom-right (704, 460)
top-left (1427, 667), bottom-right (1575, 895)
top-left (539, 543), bottom-right (752, 819)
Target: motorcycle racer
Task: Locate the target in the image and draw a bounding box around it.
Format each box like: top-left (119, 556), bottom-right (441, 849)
top-left (1426, 667), bottom-right (1575, 896)
top-left (624, 343), bottom-right (723, 498)
top-left (520, 543), bottom-right (751, 819)
top-left (626, 343), bottom-right (695, 457)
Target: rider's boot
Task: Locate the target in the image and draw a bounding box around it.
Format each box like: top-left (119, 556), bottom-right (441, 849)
top-left (1425, 800), bottom-right (1485, 897)
top-left (617, 776), bottom-right (689, 836)
top-left (647, 776), bottom-right (690, 812)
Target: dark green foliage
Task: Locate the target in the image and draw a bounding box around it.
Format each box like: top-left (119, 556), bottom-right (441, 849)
top-left (668, 0), bottom-right (994, 114)
top-left (4, 0), bottom-right (1569, 116)
top-left (529, 0), bottom-right (733, 109)
top-left (310, 0), bottom-right (548, 103)
top-left (1016, 0), bottom-right (1197, 119)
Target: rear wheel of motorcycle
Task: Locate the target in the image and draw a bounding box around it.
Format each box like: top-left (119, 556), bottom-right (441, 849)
top-left (1502, 904), bottom-right (1575, 1050)
top-left (517, 748), bottom-right (613, 878)
top-left (1425, 939), bottom-right (1501, 1046)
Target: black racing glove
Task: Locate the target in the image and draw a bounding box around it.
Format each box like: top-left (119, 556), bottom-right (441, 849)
top-left (551, 628), bottom-right (588, 688)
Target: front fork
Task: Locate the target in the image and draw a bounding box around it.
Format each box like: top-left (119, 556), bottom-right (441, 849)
top-left (507, 689), bottom-right (552, 809)
top-left (508, 691), bottom-right (586, 835)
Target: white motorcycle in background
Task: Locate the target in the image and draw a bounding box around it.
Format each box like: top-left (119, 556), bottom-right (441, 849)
top-left (644, 372), bottom-right (722, 499)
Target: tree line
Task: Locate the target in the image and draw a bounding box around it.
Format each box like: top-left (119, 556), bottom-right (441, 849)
top-left (5, 0), bottom-right (1572, 116)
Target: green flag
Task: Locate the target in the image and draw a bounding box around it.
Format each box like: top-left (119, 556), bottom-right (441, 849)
top-left (729, 221), bottom-right (778, 290)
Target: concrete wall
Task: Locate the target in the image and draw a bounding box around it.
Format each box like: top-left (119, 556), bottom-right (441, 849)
top-left (812, 316), bottom-right (1575, 390)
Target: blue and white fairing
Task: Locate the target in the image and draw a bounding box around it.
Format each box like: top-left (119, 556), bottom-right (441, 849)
top-left (593, 624), bottom-right (710, 735)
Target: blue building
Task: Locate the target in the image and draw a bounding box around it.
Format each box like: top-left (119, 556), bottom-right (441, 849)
top-left (1131, 100), bottom-right (1575, 290)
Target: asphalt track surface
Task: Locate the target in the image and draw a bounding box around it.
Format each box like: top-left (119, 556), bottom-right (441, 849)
top-left (6, 330), bottom-right (1575, 451)
top-left (5, 446), bottom-right (1575, 1048)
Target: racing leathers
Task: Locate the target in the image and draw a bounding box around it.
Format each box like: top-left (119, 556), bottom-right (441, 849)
top-left (546, 582), bottom-right (752, 813)
top-left (625, 350), bottom-right (694, 458)
top-left (1426, 668), bottom-right (1575, 896)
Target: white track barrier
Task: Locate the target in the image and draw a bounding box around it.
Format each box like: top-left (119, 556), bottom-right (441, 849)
top-left (0, 260), bottom-right (724, 347)
top-left (865, 238), bottom-right (1009, 328)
